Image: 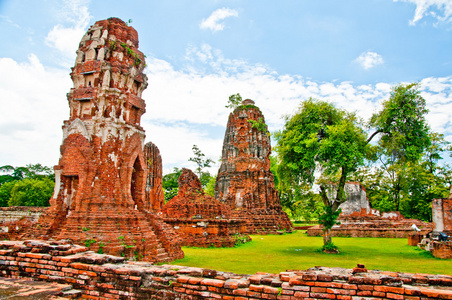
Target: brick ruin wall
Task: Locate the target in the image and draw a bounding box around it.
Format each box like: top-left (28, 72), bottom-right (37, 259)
top-left (215, 99), bottom-right (292, 234)
top-left (307, 216), bottom-right (432, 238)
top-left (308, 184), bottom-right (433, 238)
top-left (160, 169), bottom-right (250, 247)
top-left (0, 206), bottom-right (47, 224)
top-left (432, 198), bottom-right (452, 234)
top-left (1, 240), bottom-right (452, 300)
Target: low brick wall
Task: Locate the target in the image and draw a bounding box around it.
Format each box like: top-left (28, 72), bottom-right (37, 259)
top-left (1, 240), bottom-right (452, 299)
top-left (0, 206), bottom-right (47, 223)
top-left (307, 224), bottom-right (432, 239)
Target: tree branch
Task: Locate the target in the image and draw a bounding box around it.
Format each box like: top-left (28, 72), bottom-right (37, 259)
top-left (367, 129), bottom-right (382, 143)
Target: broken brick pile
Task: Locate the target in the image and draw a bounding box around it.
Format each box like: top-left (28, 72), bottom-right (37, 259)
top-left (308, 211), bottom-right (432, 238)
top-left (160, 169), bottom-right (250, 247)
top-left (1, 240), bottom-right (452, 299)
top-left (18, 18), bottom-right (183, 262)
top-left (215, 99), bottom-right (292, 234)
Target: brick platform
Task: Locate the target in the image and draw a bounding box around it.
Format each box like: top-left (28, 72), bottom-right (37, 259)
top-left (1, 240), bottom-right (452, 299)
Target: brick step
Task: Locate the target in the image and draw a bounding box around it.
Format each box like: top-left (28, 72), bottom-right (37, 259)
top-left (60, 289), bottom-right (83, 299)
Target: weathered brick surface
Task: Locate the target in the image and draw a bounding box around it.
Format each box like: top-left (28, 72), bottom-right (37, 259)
top-left (1, 240), bottom-right (452, 300)
top-left (161, 169), bottom-right (250, 247)
top-left (308, 212), bottom-right (432, 238)
top-left (215, 99), bottom-right (292, 234)
top-left (144, 141), bottom-right (164, 212)
top-left (11, 18), bottom-right (183, 263)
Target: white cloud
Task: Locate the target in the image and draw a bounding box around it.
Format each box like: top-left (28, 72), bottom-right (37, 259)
top-left (0, 55), bottom-right (71, 167)
top-left (1, 43), bottom-right (451, 174)
top-left (45, 0), bottom-right (91, 66)
top-left (355, 51), bottom-right (384, 70)
top-left (395, 0), bottom-right (452, 25)
top-left (200, 8), bottom-right (238, 32)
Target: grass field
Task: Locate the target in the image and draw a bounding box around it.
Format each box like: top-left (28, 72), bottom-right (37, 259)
top-left (171, 231), bottom-right (452, 276)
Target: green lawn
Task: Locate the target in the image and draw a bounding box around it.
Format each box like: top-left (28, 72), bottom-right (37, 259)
top-left (171, 231), bottom-right (452, 276)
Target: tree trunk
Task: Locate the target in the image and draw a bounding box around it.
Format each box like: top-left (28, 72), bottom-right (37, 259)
top-left (323, 228), bottom-right (332, 245)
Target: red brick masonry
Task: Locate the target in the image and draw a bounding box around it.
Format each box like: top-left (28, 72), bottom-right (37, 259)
top-left (1, 240), bottom-right (451, 300)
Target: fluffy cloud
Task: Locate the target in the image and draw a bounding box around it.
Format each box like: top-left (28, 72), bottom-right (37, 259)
top-left (395, 0), bottom-right (452, 25)
top-left (199, 8), bottom-right (238, 32)
top-left (45, 0), bottom-right (91, 66)
top-left (1, 43), bottom-right (451, 173)
top-left (142, 45), bottom-right (452, 171)
top-left (355, 51), bottom-right (384, 70)
top-left (0, 55), bottom-right (71, 167)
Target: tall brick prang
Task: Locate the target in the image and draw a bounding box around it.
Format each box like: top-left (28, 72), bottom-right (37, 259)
top-left (30, 18), bottom-right (183, 262)
top-left (215, 99), bottom-right (292, 234)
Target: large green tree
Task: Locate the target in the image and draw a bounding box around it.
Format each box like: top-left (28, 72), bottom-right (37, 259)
top-left (275, 98), bottom-right (369, 247)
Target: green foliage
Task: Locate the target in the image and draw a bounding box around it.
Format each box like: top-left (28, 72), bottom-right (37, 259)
top-left (247, 118), bottom-right (269, 135)
top-left (98, 242), bottom-right (105, 254)
top-left (225, 93), bottom-right (242, 110)
top-left (275, 98), bottom-right (368, 245)
top-left (0, 181), bottom-right (16, 207)
top-left (163, 168), bottom-right (182, 202)
top-left (84, 239), bottom-right (96, 248)
top-left (369, 83), bottom-right (430, 163)
top-left (318, 206), bottom-right (341, 230)
top-left (7, 178), bottom-right (54, 207)
top-left (204, 175), bottom-right (216, 197)
top-left (321, 241), bottom-right (339, 252)
top-left (189, 145), bottom-right (214, 178)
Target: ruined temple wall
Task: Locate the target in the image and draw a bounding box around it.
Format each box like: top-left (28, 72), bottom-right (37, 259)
top-left (432, 198), bottom-right (452, 234)
top-left (339, 182), bottom-right (370, 216)
top-left (1, 240), bottom-right (452, 300)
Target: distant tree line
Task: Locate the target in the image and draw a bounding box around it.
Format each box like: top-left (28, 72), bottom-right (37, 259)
top-left (0, 164), bottom-right (54, 207)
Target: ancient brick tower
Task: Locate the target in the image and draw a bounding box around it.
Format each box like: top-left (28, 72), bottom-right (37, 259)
top-left (215, 99), bottom-right (292, 234)
top-left (35, 18), bottom-right (183, 262)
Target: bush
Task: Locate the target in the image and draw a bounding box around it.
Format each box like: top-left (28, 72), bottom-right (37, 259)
top-left (7, 178), bottom-right (54, 207)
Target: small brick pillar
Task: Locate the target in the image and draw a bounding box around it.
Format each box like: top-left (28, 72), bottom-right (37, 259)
top-left (408, 233), bottom-right (423, 246)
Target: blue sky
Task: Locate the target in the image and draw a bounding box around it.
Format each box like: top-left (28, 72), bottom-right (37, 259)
top-left (0, 0), bottom-right (451, 173)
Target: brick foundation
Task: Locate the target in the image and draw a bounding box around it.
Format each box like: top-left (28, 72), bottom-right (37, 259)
top-left (1, 240), bottom-right (452, 299)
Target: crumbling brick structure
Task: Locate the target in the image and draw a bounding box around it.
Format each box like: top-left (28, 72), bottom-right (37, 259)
top-left (215, 99), bottom-right (292, 234)
top-left (25, 18), bottom-right (183, 262)
top-left (308, 212), bottom-right (432, 238)
top-left (432, 197), bottom-right (452, 235)
top-left (161, 169), bottom-right (249, 247)
top-left (144, 141), bottom-right (165, 212)
top-left (1, 239), bottom-right (452, 299)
